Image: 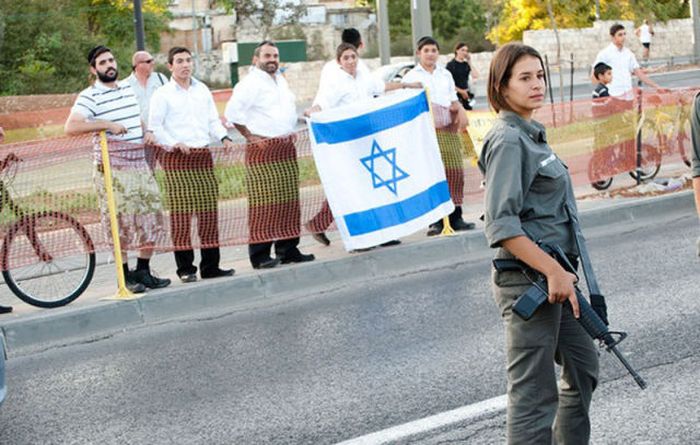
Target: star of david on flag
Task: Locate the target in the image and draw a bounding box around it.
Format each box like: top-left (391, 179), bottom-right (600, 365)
top-left (360, 140), bottom-right (409, 195)
top-left (307, 89), bottom-right (454, 251)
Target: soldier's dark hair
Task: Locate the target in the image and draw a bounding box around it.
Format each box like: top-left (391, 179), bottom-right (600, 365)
top-left (168, 47), bottom-right (191, 65)
top-left (593, 62), bottom-right (612, 80)
top-left (610, 23), bottom-right (625, 36)
top-left (417, 36), bottom-right (439, 51)
top-left (341, 28), bottom-right (362, 48)
top-left (487, 43), bottom-right (546, 113)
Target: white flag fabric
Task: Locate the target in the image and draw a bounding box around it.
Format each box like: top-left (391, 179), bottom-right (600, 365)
top-left (308, 89), bottom-right (454, 251)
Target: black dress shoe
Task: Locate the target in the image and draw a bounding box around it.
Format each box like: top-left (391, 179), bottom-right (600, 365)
top-left (201, 268), bottom-right (235, 279)
top-left (311, 232), bottom-right (331, 246)
top-left (253, 258), bottom-right (281, 269)
top-left (280, 253), bottom-right (315, 264)
top-left (179, 273), bottom-right (197, 284)
top-left (426, 223), bottom-right (443, 237)
top-left (451, 219), bottom-right (476, 231)
top-left (129, 269), bottom-right (171, 289)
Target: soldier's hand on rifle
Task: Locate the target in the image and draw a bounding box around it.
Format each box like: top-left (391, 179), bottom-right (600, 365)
top-left (545, 267), bottom-right (580, 318)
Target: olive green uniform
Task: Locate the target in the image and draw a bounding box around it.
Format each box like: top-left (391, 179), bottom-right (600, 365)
top-left (478, 111), bottom-right (599, 444)
top-left (691, 93), bottom-right (700, 256)
top-left (691, 93), bottom-right (700, 178)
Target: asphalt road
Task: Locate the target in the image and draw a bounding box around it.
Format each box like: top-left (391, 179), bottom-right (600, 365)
top-left (0, 206), bottom-right (698, 444)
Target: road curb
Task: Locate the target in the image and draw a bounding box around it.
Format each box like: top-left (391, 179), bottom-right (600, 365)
top-left (0, 190), bottom-right (693, 357)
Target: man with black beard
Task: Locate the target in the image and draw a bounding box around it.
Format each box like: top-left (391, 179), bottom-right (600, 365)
top-left (225, 40), bottom-right (314, 269)
top-left (65, 45), bottom-right (171, 293)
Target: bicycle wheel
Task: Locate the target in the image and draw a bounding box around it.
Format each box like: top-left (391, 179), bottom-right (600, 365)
top-left (2, 211), bottom-right (95, 308)
top-left (628, 143), bottom-right (662, 182)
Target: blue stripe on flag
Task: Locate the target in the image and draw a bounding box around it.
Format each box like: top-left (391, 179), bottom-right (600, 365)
top-left (311, 91), bottom-right (429, 145)
top-left (343, 181), bottom-right (450, 236)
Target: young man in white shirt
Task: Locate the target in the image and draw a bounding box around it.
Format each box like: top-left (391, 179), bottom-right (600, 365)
top-left (591, 23), bottom-right (664, 100)
top-left (64, 45), bottom-right (171, 293)
top-left (402, 36), bottom-right (475, 236)
top-left (225, 40), bottom-right (315, 269)
top-left (149, 46), bottom-right (236, 283)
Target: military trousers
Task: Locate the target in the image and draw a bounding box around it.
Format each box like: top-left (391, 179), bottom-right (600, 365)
top-left (492, 268), bottom-right (599, 445)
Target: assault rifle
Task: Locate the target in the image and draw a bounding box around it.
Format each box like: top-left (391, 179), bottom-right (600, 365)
top-left (493, 244), bottom-right (647, 390)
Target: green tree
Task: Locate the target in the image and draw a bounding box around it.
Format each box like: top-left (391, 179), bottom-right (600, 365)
top-left (215, 0), bottom-right (306, 40)
top-left (0, 0), bottom-right (171, 95)
top-left (386, 0), bottom-right (493, 56)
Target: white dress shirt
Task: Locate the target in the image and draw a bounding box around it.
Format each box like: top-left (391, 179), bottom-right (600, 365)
top-left (593, 43), bottom-right (640, 99)
top-left (401, 63), bottom-right (457, 108)
top-left (224, 67), bottom-right (297, 138)
top-left (148, 77), bottom-right (227, 148)
top-left (313, 63), bottom-right (385, 110)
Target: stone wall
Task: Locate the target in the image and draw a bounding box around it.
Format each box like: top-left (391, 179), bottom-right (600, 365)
top-left (523, 19), bottom-right (694, 69)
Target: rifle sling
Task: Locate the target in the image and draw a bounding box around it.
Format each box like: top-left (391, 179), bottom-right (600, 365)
top-left (564, 203), bottom-right (603, 299)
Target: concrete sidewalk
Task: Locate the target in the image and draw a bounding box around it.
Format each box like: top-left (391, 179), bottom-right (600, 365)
top-left (0, 182), bottom-right (694, 358)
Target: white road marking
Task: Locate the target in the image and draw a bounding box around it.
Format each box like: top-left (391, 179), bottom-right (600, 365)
top-left (335, 394), bottom-right (507, 445)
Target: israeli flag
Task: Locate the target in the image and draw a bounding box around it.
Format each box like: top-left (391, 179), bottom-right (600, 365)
top-left (308, 89), bottom-right (454, 251)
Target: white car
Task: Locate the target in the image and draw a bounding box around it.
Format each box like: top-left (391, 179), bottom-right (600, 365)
top-left (373, 62), bottom-right (416, 83)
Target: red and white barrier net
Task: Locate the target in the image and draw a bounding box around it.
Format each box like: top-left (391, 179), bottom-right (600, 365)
top-left (0, 87), bottom-right (696, 269)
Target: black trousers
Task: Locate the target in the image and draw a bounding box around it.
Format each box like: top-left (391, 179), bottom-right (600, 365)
top-left (249, 238), bottom-right (300, 267)
top-left (159, 148), bottom-right (221, 277)
top-left (174, 247), bottom-right (220, 277)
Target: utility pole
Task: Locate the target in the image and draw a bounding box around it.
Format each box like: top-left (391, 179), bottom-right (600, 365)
top-left (133, 0), bottom-right (146, 50)
top-left (377, 0), bottom-right (391, 65)
top-left (594, 0), bottom-right (601, 20)
top-left (692, 0), bottom-right (700, 63)
top-left (192, 0), bottom-right (200, 73)
top-left (410, 0), bottom-right (432, 54)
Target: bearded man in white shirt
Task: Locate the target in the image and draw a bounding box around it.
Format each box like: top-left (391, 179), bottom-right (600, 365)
top-left (225, 40), bottom-right (315, 269)
top-left (402, 36), bottom-right (475, 236)
top-left (149, 46), bottom-right (236, 283)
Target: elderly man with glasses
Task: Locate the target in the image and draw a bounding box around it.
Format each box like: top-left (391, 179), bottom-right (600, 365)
top-left (126, 51), bottom-right (168, 138)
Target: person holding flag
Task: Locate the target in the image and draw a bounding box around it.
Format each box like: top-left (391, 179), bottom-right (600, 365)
top-left (303, 43), bottom-right (421, 247)
top-left (401, 36), bottom-right (475, 236)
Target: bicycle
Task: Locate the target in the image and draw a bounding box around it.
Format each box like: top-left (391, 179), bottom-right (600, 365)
top-left (0, 153), bottom-right (95, 311)
top-left (588, 99), bottom-right (662, 191)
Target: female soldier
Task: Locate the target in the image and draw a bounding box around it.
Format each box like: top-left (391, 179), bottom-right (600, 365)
top-left (478, 43), bottom-right (599, 444)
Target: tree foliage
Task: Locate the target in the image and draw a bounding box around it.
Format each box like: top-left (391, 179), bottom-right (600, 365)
top-left (215, 0), bottom-right (306, 40)
top-left (486, 0), bottom-right (690, 45)
top-left (0, 0), bottom-right (171, 95)
top-left (386, 0), bottom-right (493, 55)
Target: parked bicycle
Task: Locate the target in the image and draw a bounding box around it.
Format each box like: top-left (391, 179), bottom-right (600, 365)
top-left (588, 102), bottom-right (661, 191)
top-left (0, 153), bottom-right (95, 311)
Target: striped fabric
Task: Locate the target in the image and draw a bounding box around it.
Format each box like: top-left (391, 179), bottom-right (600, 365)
top-left (71, 80), bottom-right (143, 165)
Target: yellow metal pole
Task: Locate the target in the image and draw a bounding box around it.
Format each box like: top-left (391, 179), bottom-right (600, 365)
top-left (424, 87), bottom-right (455, 236)
top-left (99, 131), bottom-right (136, 299)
